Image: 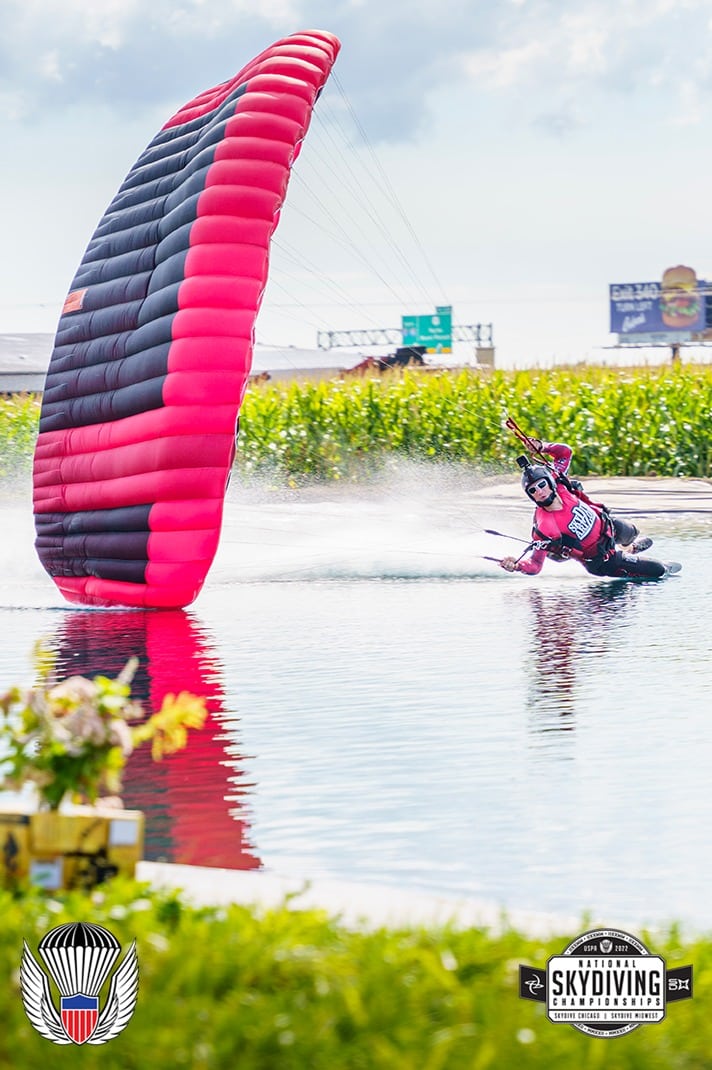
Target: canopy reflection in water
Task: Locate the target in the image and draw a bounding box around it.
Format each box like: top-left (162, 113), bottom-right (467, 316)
top-left (49, 609), bottom-right (259, 871)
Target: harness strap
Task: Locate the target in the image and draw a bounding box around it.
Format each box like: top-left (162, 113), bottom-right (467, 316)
top-left (555, 470), bottom-right (609, 513)
top-left (583, 509), bottom-right (616, 563)
top-left (532, 525), bottom-right (571, 561)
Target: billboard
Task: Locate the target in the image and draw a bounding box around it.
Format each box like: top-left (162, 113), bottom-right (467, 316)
top-left (402, 306), bottom-right (452, 353)
top-left (610, 266), bottom-right (705, 336)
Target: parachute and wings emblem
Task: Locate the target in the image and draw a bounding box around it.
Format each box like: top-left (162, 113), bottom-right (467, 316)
top-left (20, 922), bottom-right (138, 1045)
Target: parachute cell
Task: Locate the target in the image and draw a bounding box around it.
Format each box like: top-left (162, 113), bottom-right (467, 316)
top-left (33, 30), bottom-right (340, 608)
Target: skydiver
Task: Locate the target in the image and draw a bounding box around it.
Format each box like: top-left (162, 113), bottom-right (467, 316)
top-left (498, 441), bottom-right (681, 580)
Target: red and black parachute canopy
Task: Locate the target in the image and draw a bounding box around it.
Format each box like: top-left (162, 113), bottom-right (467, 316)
top-left (33, 30), bottom-right (340, 608)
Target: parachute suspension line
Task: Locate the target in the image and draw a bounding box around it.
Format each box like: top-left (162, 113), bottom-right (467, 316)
top-left (260, 61), bottom-right (450, 357)
top-left (257, 102), bottom-right (413, 356)
top-left (256, 92), bottom-right (410, 355)
top-left (293, 154), bottom-right (433, 310)
top-left (287, 103), bottom-right (436, 314)
top-left (330, 72), bottom-right (450, 306)
top-left (273, 236), bottom-right (363, 307)
top-left (302, 103), bottom-right (435, 308)
top-left (258, 246), bottom-right (400, 365)
top-left (262, 204), bottom-right (414, 350)
top-left (502, 413), bottom-right (565, 485)
top-left (257, 277), bottom-right (330, 339)
top-left (269, 238), bottom-right (390, 331)
top-left (263, 133), bottom-right (431, 345)
top-left (267, 76), bottom-right (448, 330)
top-left (280, 181), bottom-right (417, 309)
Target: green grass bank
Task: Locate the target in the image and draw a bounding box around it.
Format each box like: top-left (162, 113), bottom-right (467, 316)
top-left (0, 883), bottom-right (708, 1069)
top-left (3, 365), bottom-right (712, 481)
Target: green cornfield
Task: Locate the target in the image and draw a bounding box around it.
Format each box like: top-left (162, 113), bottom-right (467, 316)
top-left (3, 365), bottom-right (712, 481)
top-left (236, 364), bottom-right (712, 480)
top-left (0, 394), bottom-right (42, 478)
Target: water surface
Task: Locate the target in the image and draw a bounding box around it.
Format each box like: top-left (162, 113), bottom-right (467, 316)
top-left (2, 470), bottom-right (711, 928)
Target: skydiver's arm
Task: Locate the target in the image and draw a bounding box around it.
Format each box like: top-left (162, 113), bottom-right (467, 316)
top-left (539, 442), bottom-right (573, 477)
top-left (516, 548), bottom-right (547, 574)
top-left (500, 548), bottom-right (547, 575)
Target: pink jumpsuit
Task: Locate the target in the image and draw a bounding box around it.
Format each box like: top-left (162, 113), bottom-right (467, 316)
top-left (516, 444), bottom-right (665, 579)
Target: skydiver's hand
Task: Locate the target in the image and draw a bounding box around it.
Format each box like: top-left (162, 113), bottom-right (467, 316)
top-left (500, 557), bottom-right (519, 572)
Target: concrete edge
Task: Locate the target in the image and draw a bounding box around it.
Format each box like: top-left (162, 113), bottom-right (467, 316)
top-left (136, 861), bottom-right (590, 938)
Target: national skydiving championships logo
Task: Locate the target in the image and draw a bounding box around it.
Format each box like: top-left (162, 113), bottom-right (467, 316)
top-left (20, 922), bottom-right (138, 1045)
top-left (520, 928), bottom-right (692, 1038)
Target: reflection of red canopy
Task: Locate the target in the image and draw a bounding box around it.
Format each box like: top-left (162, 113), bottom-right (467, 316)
top-left (52, 610), bottom-right (260, 871)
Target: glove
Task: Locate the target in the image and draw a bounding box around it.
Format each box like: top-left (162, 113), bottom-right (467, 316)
top-left (500, 557), bottom-right (519, 572)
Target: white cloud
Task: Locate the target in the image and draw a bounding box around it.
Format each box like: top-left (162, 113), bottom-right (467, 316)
top-left (667, 78), bottom-right (704, 125)
top-left (38, 51), bottom-right (63, 82)
top-left (459, 0), bottom-right (712, 136)
top-left (0, 90), bottom-right (28, 121)
top-left (464, 41), bottom-right (548, 89)
top-left (2, 0), bottom-right (711, 145)
top-left (563, 14), bottom-right (608, 75)
top-left (0, 2), bottom-right (491, 140)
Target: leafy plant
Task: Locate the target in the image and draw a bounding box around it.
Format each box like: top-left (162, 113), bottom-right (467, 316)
top-left (0, 882), bottom-right (706, 1069)
top-left (4, 366), bottom-right (712, 480)
top-left (0, 647), bottom-right (207, 810)
top-left (0, 393), bottom-right (41, 477)
top-left (238, 364), bottom-right (712, 479)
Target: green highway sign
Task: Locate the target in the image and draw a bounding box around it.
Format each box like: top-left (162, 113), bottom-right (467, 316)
top-left (402, 306), bottom-right (452, 353)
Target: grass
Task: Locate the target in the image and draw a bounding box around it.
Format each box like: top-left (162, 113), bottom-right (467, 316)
top-left (0, 882), bottom-right (708, 1068)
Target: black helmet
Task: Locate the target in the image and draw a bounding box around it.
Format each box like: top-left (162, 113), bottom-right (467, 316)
top-left (521, 463), bottom-right (557, 505)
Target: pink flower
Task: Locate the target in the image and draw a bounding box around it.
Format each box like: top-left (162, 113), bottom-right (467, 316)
top-left (108, 718), bottom-right (134, 756)
top-left (48, 676), bottom-right (98, 712)
top-left (60, 707), bottom-right (109, 747)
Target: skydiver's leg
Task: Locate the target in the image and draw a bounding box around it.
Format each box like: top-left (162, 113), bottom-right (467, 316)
top-left (611, 517), bottom-right (639, 546)
top-left (611, 517), bottom-right (653, 553)
top-left (585, 550), bottom-right (666, 580)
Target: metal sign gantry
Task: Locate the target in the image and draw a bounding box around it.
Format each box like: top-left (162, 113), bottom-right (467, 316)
top-left (316, 323), bottom-right (494, 350)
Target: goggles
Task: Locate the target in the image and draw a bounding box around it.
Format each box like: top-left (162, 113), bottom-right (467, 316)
top-left (526, 478), bottom-right (550, 496)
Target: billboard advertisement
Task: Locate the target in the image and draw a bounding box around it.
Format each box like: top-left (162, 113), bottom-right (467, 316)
top-left (610, 266), bottom-right (705, 335)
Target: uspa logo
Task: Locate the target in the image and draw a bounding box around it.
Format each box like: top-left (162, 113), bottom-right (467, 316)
top-left (520, 928), bottom-right (692, 1038)
top-left (20, 922), bottom-right (138, 1045)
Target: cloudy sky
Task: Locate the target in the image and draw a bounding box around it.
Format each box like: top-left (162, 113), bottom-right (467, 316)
top-left (3, 0), bottom-right (712, 367)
